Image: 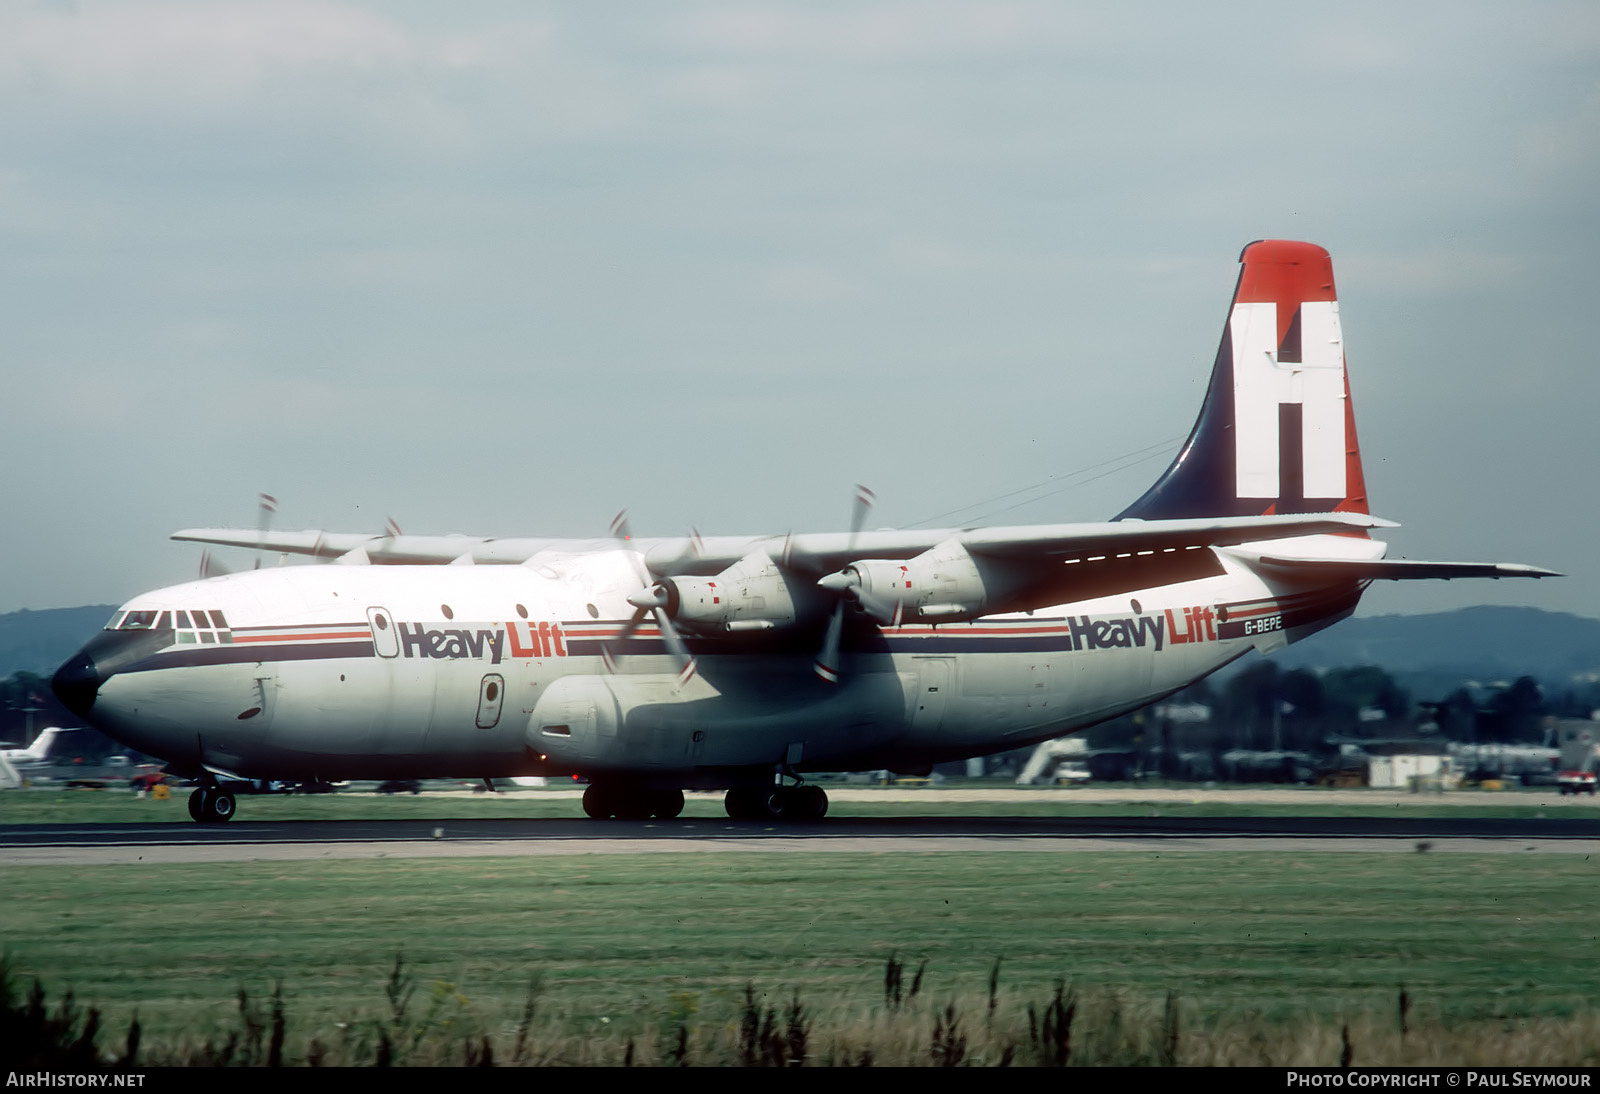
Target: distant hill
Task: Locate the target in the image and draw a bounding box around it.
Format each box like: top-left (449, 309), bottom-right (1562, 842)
top-left (1255, 606), bottom-right (1600, 685)
top-left (0, 606), bottom-right (116, 679)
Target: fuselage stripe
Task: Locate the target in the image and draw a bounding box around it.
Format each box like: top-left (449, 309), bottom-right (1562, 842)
top-left (232, 630), bottom-right (372, 644)
top-left (121, 641), bottom-right (378, 673)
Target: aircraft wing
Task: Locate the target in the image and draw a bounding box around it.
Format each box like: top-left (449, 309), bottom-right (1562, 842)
top-left (169, 528), bottom-right (615, 565)
top-left (1245, 555), bottom-right (1561, 581)
top-left (175, 511), bottom-right (1397, 573)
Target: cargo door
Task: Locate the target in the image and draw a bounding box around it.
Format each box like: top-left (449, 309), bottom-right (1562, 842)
top-left (911, 656), bottom-right (953, 731)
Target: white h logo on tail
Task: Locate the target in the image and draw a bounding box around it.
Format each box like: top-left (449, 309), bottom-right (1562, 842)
top-left (1231, 300), bottom-right (1346, 501)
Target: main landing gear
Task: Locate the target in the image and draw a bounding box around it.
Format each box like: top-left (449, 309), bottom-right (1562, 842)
top-left (187, 786), bottom-right (236, 823)
top-left (724, 784), bottom-right (828, 822)
top-left (577, 781), bottom-right (829, 822)
top-left (582, 783), bottom-right (685, 820)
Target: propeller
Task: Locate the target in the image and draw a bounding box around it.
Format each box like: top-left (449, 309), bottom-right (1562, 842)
top-left (198, 549), bottom-right (231, 579)
top-left (363, 514), bottom-right (405, 563)
top-left (199, 492), bottom-right (276, 577)
top-left (602, 511), bottom-right (698, 686)
top-left (813, 485), bottom-right (875, 683)
top-left (253, 493), bottom-right (278, 570)
top-left (817, 565), bottom-right (905, 628)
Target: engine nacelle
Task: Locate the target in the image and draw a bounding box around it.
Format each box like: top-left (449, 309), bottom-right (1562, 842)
top-left (835, 538), bottom-right (1010, 623)
top-left (663, 552), bottom-right (813, 633)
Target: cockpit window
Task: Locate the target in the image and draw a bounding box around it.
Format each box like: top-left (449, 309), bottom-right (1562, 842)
top-left (113, 607), bottom-right (231, 642)
top-left (174, 609), bottom-right (233, 645)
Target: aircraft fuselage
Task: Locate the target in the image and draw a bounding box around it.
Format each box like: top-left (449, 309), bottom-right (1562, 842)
top-left (56, 544), bottom-right (1360, 787)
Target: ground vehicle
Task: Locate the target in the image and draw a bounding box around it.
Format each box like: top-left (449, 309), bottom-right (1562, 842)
top-left (1557, 770), bottom-right (1596, 796)
top-left (1556, 722), bottom-right (1599, 796)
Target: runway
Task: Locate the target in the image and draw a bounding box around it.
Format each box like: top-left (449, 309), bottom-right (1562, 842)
top-left (6, 813), bottom-right (1600, 865)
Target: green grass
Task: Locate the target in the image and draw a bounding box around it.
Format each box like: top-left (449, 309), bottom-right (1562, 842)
top-left (5, 850), bottom-right (1600, 1064)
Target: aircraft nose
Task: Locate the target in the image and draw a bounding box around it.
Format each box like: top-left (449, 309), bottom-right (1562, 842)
top-left (52, 650), bottom-right (101, 718)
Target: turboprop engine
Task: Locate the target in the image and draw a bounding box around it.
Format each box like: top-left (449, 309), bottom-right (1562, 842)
top-left (819, 538), bottom-right (1017, 624)
top-left (656, 552), bottom-right (818, 633)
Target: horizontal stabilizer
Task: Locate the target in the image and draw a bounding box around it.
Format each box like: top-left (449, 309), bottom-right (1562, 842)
top-left (1250, 555), bottom-right (1561, 582)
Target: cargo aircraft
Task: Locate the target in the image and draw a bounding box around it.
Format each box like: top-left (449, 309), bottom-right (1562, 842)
top-left (52, 241), bottom-right (1557, 823)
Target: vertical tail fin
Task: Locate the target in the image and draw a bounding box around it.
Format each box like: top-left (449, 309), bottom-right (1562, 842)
top-left (1117, 240), bottom-right (1369, 521)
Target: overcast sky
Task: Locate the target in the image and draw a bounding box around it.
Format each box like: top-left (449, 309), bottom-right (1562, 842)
top-left (2, 0), bottom-right (1595, 621)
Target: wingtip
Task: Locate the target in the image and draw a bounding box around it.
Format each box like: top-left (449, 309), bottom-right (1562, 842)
top-left (1506, 564), bottom-right (1564, 579)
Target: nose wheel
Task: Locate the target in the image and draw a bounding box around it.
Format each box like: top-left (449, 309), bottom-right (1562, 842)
top-left (187, 787), bottom-right (237, 823)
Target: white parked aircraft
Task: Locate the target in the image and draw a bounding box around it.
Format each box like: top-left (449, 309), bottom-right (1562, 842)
top-left (53, 241), bottom-right (1557, 823)
top-left (0, 726), bottom-right (74, 768)
top-left (0, 727), bottom-right (79, 790)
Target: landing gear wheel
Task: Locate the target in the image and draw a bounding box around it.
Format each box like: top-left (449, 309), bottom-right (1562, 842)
top-left (582, 784), bottom-right (614, 819)
top-left (727, 787), bottom-right (789, 821)
top-left (650, 789), bottom-right (685, 819)
top-left (724, 787), bottom-right (766, 820)
top-left (789, 785), bottom-right (828, 822)
top-left (612, 793), bottom-right (652, 821)
top-left (188, 788), bottom-right (236, 823)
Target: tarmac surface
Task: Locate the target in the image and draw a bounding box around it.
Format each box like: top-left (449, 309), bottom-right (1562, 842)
top-left (4, 787), bottom-right (1599, 865)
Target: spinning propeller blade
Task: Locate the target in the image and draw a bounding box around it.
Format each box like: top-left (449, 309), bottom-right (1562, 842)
top-left (604, 510), bottom-right (698, 684)
top-left (813, 484), bottom-right (875, 683)
top-left (253, 493), bottom-right (278, 570)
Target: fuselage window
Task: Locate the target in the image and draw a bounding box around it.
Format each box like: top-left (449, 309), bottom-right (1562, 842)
top-left (441, 604), bottom-right (454, 620)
